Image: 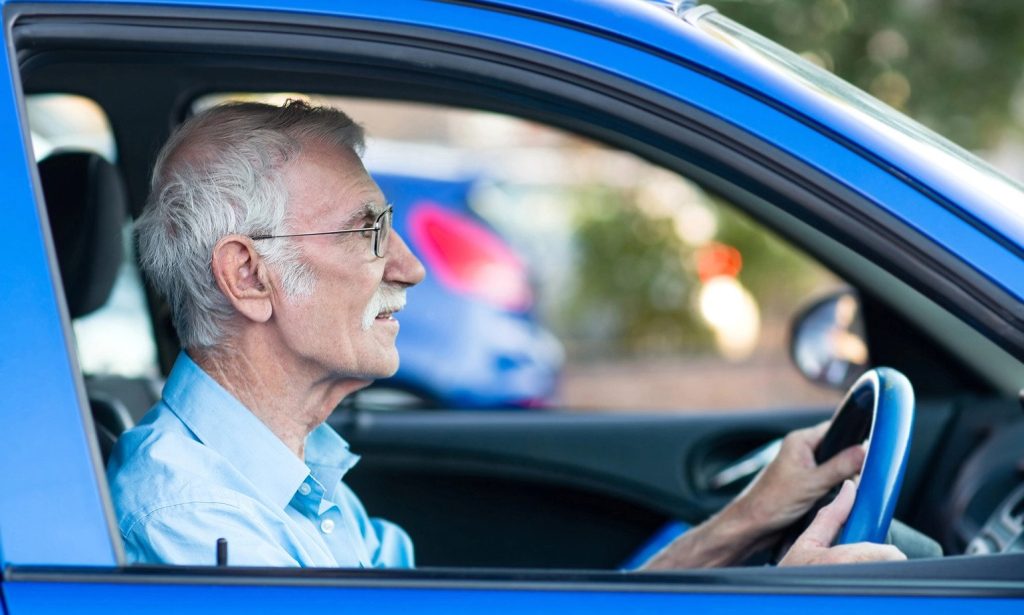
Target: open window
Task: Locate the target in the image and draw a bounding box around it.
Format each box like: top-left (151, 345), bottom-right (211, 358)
top-left (197, 93), bottom-right (849, 414)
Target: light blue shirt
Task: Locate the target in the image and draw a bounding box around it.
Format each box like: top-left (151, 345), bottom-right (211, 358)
top-left (107, 352), bottom-right (414, 568)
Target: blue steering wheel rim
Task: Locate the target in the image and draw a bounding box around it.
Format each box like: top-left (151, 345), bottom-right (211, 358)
top-left (836, 367), bottom-right (915, 545)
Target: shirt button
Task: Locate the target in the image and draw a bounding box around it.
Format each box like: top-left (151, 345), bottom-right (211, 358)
top-left (320, 519), bottom-right (335, 534)
top-left (298, 483), bottom-right (311, 496)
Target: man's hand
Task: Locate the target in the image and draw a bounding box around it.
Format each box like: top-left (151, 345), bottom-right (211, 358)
top-left (642, 420), bottom-right (872, 570)
top-left (729, 421), bottom-right (865, 537)
top-left (780, 480), bottom-right (906, 565)
top-left (638, 419), bottom-right (905, 568)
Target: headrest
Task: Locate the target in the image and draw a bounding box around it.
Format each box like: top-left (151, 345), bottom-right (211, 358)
top-left (40, 151), bottom-right (127, 319)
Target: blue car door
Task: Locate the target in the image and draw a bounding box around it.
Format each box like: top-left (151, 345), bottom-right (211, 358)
top-left (2, 1), bottom-right (1023, 613)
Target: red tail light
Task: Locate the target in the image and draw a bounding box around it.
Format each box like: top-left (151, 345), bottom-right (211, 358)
top-left (409, 201), bottom-right (533, 311)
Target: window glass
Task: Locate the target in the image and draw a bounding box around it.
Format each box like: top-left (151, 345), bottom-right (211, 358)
top-left (27, 94), bottom-right (159, 380)
top-left (196, 93), bottom-right (845, 412)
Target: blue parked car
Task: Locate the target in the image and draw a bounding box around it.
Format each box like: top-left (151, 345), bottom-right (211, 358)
top-left (371, 172), bottom-right (562, 409)
top-left (2, 0), bottom-right (1024, 612)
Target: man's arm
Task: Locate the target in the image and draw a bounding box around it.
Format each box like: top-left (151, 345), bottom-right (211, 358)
top-left (641, 422), bottom-right (904, 569)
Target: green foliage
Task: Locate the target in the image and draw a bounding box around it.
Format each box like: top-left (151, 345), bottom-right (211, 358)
top-left (560, 186), bottom-right (713, 356)
top-left (723, 0), bottom-right (1024, 150)
top-left (557, 1), bottom-right (1012, 358)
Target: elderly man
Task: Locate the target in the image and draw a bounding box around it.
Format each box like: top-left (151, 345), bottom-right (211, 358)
top-left (108, 101), bottom-right (904, 569)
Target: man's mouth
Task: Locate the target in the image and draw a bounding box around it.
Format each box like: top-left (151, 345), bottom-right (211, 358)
top-left (376, 308), bottom-right (399, 321)
top-left (362, 283), bottom-right (407, 330)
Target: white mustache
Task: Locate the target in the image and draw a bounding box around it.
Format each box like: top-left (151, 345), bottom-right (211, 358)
top-left (361, 283), bottom-right (407, 330)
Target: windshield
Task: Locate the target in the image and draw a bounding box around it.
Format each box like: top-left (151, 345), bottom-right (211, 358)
top-left (686, 7), bottom-right (1024, 247)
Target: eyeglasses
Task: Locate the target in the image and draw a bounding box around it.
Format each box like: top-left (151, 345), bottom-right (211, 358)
top-left (250, 206), bottom-right (393, 258)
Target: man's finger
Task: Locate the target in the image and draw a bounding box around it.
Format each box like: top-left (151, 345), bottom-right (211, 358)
top-left (803, 421), bottom-right (831, 447)
top-left (826, 543), bottom-right (907, 563)
top-left (794, 419), bottom-right (835, 448)
top-left (814, 444), bottom-right (866, 488)
top-left (793, 480), bottom-right (856, 549)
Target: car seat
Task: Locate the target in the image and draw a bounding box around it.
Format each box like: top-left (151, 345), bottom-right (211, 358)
top-left (39, 150), bottom-right (135, 462)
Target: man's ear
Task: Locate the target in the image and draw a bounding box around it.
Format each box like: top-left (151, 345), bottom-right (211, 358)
top-left (211, 235), bottom-right (274, 323)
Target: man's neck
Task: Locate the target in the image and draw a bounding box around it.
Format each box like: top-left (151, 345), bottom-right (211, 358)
top-left (189, 335), bottom-right (366, 459)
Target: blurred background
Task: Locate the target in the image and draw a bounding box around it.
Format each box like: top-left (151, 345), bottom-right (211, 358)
top-left (29, 0), bottom-right (1024, 413)
top-left (726, 0), bottom-right (1024, 177)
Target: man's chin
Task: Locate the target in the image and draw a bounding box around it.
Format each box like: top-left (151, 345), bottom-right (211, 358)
top-left (364, 351), bottom-right (400, 381)
top-left (374, 363), bottom-right (400, 381)
top-left (331, 362), bottom-right (397, 392)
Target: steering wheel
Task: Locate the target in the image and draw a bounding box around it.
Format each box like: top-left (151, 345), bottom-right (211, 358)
top-left (623, 367), bottom-right (916, 569)
top-left (776, 367), bottom-right (915, 557)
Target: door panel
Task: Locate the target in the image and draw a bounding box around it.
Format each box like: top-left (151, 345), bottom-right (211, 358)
top-left (0, 8), bottom-right (120, 567)
top-left (6, 567), bottom-right (1024, 614)
top-left (333, 408), bottom-right (829, 568)
top-left (333, 399), bottom-right (958, 569)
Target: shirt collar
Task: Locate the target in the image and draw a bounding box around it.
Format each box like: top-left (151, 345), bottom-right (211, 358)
top-left (162, 351), bottom-right (359, 510)
top-left (306, 424), bottom-right (360, 503)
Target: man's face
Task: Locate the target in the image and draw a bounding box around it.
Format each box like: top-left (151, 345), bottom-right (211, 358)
top-left (270, 141), bottom-right (425, 383)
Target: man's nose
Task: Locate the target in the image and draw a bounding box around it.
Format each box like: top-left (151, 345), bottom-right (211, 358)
top-left (384, 232), bottom-right (426, 287)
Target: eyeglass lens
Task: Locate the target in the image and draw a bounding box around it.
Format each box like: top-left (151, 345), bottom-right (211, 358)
top-left (374, 208), bottom-right (392, 258)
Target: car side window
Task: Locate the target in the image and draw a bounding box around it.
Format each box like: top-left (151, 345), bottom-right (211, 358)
top-left (195, 94), bottom-right (845, 413)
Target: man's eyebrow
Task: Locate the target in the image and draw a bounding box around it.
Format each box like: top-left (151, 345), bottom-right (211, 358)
top-left (340, 202), bottom-right (386, 227)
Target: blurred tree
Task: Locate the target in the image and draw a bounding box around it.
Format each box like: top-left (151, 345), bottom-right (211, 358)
top-left (723, 0), bottom-right (1024, 150)
top-left (561, 189), bottom-right (834, 358)
top-left (710, 198), bottom-right (832, 313)
top-left (561, 186), bottom-right (713, 356)
top-left (558, 0), bottom-right (1019, 360)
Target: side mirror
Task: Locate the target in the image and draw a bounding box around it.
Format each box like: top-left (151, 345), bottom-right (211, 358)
top-left (790, 290), bottom-right (870, 389)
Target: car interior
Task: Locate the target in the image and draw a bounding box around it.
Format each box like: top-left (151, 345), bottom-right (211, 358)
top-left (38, 150), bottom-right (137, 462)
top-left (13, 4), bottom-right (1024, 586)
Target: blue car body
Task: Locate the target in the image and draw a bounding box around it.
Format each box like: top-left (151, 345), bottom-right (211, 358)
top-left (1, 0), bottom-right (1022, 612)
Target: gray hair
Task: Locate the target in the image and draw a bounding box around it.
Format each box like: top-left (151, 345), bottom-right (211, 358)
top-left (136, 100), bottom-right (365, 349)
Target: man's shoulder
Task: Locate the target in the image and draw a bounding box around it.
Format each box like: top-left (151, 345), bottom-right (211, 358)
top-left (107, 406), bottom-right (250, 534)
